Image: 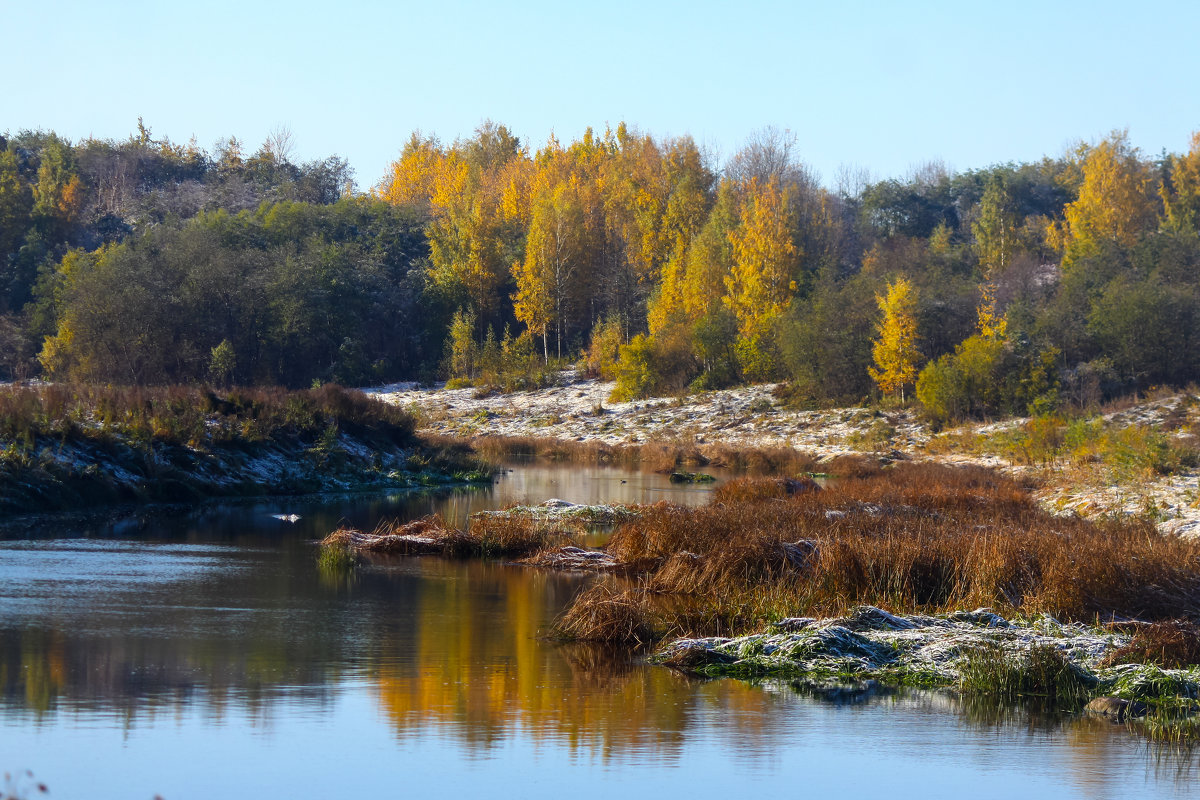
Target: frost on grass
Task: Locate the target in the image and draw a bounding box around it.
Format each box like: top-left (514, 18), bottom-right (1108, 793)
top-left (471, 498), bottom-right (641, 527)
top-left (653, 605), bottom-right (1168, 690)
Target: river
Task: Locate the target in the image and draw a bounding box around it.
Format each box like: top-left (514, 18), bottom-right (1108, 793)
top-left (0, 463), bottom-right (1195, 799)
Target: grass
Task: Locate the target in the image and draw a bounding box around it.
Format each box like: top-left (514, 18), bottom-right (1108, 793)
top-left (467, 434), bottom-right (821, 475)
top-left (1100, 621), bottom-right (1200, 669)
top-left (958, 643), bottom-right (1096, 707)
top-left (0, 383), bottom-right (416, 449)
top-left (554, 462), bottom-right (1200, 645)
top-left (320, 510), bottom-right (572, 560)
top-left (930, 403), bottom-right (1200, 479)
top-left (553, 581), bottom-right (660, 646)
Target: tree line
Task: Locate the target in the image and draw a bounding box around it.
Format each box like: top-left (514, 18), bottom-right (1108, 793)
top-left (2, 120), bottom-right (1199, 421)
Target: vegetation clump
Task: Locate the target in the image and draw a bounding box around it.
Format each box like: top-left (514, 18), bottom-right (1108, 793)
top-left (319, 501), bottom-right (639, 561)
top-left (958, 642), bottom-right (1095, 706)
top-left (1099, 621), bottom-right (1200, 669)
top-left (550, 463), bottom-right (1200, 648)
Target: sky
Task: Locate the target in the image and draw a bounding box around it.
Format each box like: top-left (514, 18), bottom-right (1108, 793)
top-left (4, 0), bottom-right (1199, 190)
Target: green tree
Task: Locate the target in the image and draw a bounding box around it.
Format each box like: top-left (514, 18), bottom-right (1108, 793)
top-left (0, 149), bottom-right (33, 309)
top-left (1161, 131), bottom-right (1200, 235)
top-left (209, 338), bottom-right (237, 386)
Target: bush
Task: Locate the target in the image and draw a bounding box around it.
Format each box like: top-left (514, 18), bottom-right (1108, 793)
top-left (611, 328), bottom-right (698, 401)
top-left (584, 316), bottom-right (624, 380)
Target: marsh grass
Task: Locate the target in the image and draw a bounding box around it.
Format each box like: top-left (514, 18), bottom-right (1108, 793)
top-left (468, 434), bottom-right (820, 475)
top-left (958, 643), bottom-right (1095, 707)
top-left (320, 511), bottom-right (568, 560)
top-left (1137, 702), bottom-right (1200, 744)
top-left (970, 414), bottom-right (1200, 477)
top-left (553, 580), bottom-right (661, 646)
top-left (1101, 621), bottom-right (1200, 669)
top-left (557, 462), bottom-right (1200, 645)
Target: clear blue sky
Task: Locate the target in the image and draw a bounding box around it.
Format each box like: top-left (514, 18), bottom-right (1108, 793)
top-left (4, 0), bottom-right (1198, 189)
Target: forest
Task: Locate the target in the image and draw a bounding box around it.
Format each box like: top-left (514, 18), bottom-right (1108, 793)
top-left (2, 120), bottom-right (1198, 422)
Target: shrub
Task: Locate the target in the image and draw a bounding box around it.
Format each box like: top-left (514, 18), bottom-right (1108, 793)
top-left (584, 316), bottom-right (624, 380)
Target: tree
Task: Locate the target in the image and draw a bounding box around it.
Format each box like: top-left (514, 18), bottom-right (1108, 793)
top-left (1161, 130), bottom-right (1200, 235)
top-left (681, 179), bottom-right (738, 323)
top-left (209, 338), bottom-right (236, 386)
top-left (972, 176), bottom-right (1016, 339)
top-left (869, 276), bottom-right (921, 401)
top-left (724, 177), bottom-right (798, 379)
top-left (0, 149), bottom-right (33, 309)
top-left (514, 177), bottom-right (584, 359)
top-left (1049, 131), bottom-right (1157, 271)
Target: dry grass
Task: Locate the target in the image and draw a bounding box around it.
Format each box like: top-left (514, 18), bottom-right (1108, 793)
top-left (1099, 621), bottom-right (1200, 669)
top-left (553, 580), bottom-right (660, 646)
top-left (557, 462), bottom-right (1200, 644)
top-left (711, 475), bottom-right (821, 504)
top-left (467, 434), bottom-right (820, 475)
top-left (321, 511), bottom-right (573, 560)
top-left (320, 515), bottom-right (475, 555)
top-left (0, 382), bottom-right (416, 448)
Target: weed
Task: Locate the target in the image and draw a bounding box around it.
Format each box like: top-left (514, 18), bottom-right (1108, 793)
top-left (959, 643), bottom-right (1094, 707)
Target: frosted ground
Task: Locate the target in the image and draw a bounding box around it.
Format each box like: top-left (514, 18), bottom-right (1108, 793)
top-left (368, 373), bottom-right (1200, 538)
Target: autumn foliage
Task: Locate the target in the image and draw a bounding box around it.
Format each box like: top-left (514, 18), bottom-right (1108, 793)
top-left (4, 123), bottom-right (1200, 415)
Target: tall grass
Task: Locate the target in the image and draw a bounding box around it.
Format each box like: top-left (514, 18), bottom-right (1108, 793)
top-left (982, 414), bottom-right (1200, 476)
top-left (958, 643), bottom-right (1095, 707)
top-left (557, 462), bottom-right (1200, 644)
top-left (321, 511), bottom-right (569, 560)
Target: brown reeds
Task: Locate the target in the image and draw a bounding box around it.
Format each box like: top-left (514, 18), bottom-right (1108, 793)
top-left (554, 580), bottom-right (659, 645)
top-left (1099, 620), bottom-right (1200, 668)
top-left (321, 511), bottom-right (572, 560)
top-left (558, 462), bottom-right (1200, 645)
top-left (467, 512), bottom-right (571, 557)
top-left (467, 434), bottom-right (820, 475)
top-left (320, 515), bottom-right (475, 555)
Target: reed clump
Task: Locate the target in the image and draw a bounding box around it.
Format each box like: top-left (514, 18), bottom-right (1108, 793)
top-left (1099, 621), bottom-right (1200, 669)
top-left (557, 462), bottom-right (1200, 644)
top-left (553, 580), bottom-right (660, 646)
top-left (958, 643), bottom-right (1096, 707)
top-left (320, 512), bottom-right (566, 560)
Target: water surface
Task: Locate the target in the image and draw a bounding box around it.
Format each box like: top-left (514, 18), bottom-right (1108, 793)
top-left (1, 464), bottom-right (1195, 799)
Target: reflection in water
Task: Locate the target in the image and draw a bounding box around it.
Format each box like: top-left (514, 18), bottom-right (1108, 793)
top-left (1, 465), bottom-right (1197, 798)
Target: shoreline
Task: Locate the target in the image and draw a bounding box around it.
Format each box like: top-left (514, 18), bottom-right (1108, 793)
top-left (368, 374), bottom-right (1200, 537)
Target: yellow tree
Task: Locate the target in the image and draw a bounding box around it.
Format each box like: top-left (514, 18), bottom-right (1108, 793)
top-left (723, 177), bottom-right (799, 379)
top-left (379, 126), bottom-right (530, 332)
top-left (376, 132), bottom-right (444, 212)
top-left (1048, 131), bottom-right (1157, 271)
top-left (869, 276), bottom-right (921, 402)
top-left (31, 135), bottom-right (83, 232)
top-left (681, 178), bottom-right (738, 323)
top-left (513, 176), bottom-right (584, 359)
top-left (1161, 130), bottom-right (1200, 234)
top-left (646, 137), bottom-right (714, 334)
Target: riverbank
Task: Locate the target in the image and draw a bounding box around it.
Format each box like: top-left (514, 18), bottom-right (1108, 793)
top-left (0, 384), bottom-right (490, 515)
top-left (368, 374), bottom-right (1200, 536)
top-left (322, 464), bottom-right (1200, 734)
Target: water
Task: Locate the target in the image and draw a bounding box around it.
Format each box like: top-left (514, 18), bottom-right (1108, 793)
top-left (1, 464), bottom-right (1196, 799)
